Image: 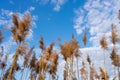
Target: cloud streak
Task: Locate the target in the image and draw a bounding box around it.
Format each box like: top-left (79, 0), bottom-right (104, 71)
top-left (51, 0), bottom-right (67, 11)
top-left (36, 0), bottom-right (67, 11)
top-left (73, 0), bottom-right (120, 79)
top-left (74, 0), bottom-right (120, 46)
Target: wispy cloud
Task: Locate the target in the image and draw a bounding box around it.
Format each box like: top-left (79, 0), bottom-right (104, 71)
top-left (73, 0), bottom-right (120, 79)
top-left (74, 0), bottom-right (120, 46)
top-left (51, 0), bottom-right (67, 11)
top-left (0, 9), bottom-right (13, 27)
top-left (38, 0), bottom-right (49, 4)
top-left (28, 6), bottom-right (35, 11)
top-left (80, 47), bottom-right (115, 78)
top-left (9, 0), bottom-right (14, 4)
top-left (36, 0), bottom-right (67, 11)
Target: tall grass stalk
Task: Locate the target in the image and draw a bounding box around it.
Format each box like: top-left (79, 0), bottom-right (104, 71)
top-left (103, 50), bottom-right (107, 80)
top-left (7, 43), bottom-right (20, 80)
top-left (76, 57), bottom-right (79, 80)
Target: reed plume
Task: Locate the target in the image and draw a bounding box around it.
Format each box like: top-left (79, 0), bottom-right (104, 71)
top-left (112, 76), bottom-right (116, 80)
top-left (0, 46), bottom-right (4, 59)
top-left (100, 36), bottom-right (108, 50)
top-left (90, 64), bottom-right (99, 80)
top-left (7, 13), bottom-right (32, 80)
top-left (110, 24), bottom-right (119, 45)
top-left (49, 51), bottom-right (58, 79)
top-left (30, 52), bottom-right (37, 69)
top-left (118, 10), bottom-right (120, 20)
top-left (11, 13), bottom-right (32, 44)
top-left (0, 9), bottom-right (120, 80)
top-left (110, 46), bottom-right (117, 61)
top-left (87, 55), bottom-right (91, 65)
top-left (100, 36), bottom-right (108, 80)
top-left (80, 65), bottom-right (88, 80)
top-left (99, 67), bottom-right (108, 80)
top-left (0, 31), bottom-right (4, 44)
top-left (60, 35), bottom-right (79, 60)
top-left (63, 69), bottom-right (68, 80)
top-left (39, 36), bottom-right (45, 51)
top-left (110, 22), bottom-right (120, 80)
top-left (112, 55), bottom-right (120, 67)
top-left (60, 35), bottom-right (80, 80)
top-left (82, 27), bottom-right (87, 46)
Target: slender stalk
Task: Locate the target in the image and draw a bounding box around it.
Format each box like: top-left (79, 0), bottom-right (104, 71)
top-left (7, 43), bottom-right (20, 80)
top-left (70, 55), bottom-right (73, 79)
top-left (103, 50), bottom-right (107, 80)
top-left (118, 66), bottom-right (120, 80)
top-left (77, 57), bottom-right (80, 80)
top-left (20, 69), bottom-right (24, 80)
top-left (114, 67), bottom-right (116, 78)
top-left (1, 68), bottom-right (5, 80)
top-left (66, 59), bottom-right (69, 80)
top-left (25, 68), bottom-right (30, 80)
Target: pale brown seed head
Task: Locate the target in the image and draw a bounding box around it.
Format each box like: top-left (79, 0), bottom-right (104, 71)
top-left (30, 53), bottom-right (37, 69)
top-left (74, 49), bottom-right (80, 57)
top-left (90, 64), bottom-right (99, 79)
top-left (60, 42), bottom-right (71, 60)
top-left (49, 51), bottom-right (58, 74)
top-left (110, 46), bottom-right (117, 60)
top-left (39, 36), bottom-right (44, 51)
top-left (0, 62), bottom-right (6, 69)
top-left (23, 13), bottom-right (32, 27)
top-left (39, 56), bottom-right (47, 71)
top-left (12, 14), bottom-right (19, 27)
top-left (100, 36), bottom-right (108, 49)
top-left (46, 42), bottom-right (54, 55)
top-left (112, 55), bottom-right (120, 67)
top-left (44, 52), bottom-right (50, 60)
top-left (118, 10), bottom-right (120, 20)
top-left (82, 27), bottom-right (87, 46)
top-left (0, 46), bottom-right (4, 58)
top-left (87, 55), bottom-right (91, 65)
top-left (23, 47), bottom-right (34, 67)
top-left (111, 24), bottom-right (119, 44)
top-left (60, 35), bottom-right (80, 60)
top-left (0, 31), bottom-right (4, 44)
top-left (11, 13), bottom-right (32, 43)
top-left (27, 46), bottom-right (34, 58)
top-left (63, 70), bottom-right (68, 80)
top-left (99, 67), bottom-right (109, 80)
top-left (112, 76), bottom-right (116, 80)
top-left (80, 66), bottom-right (88, 76)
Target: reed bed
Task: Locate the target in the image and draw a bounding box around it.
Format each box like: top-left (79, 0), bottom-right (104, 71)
top-left (0, 10), bottom-right (120, 80)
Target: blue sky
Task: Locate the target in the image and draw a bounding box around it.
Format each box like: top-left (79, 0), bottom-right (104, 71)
top-left (0, 0), bottom-right (120, 79)
top-left (0, 0), bottom-right (88, 47)
top-left (0, 0), bottom-right (120, 46)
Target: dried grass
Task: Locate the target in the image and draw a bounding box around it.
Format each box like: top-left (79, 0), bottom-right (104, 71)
top-left (0, 10), bottom-right (120, 80)
top-left (100, 36), bottom-right (108, 49)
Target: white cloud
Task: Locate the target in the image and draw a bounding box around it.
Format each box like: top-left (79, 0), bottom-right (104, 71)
top-left (73, 0), bottom-right (120, 47)
top-left (9, 0), bottom-right (14, 4)
top-left (36, 0), bottom-right (67, 11)
top-left (57, 46), bottom-right (120, 79)
top-left (51, 0), bottom-right (67, 11)
top-left (80, 46), bottom-right (120, 79)
top-left (0, 37), bottom-right (16, 61)
top-left (73, 0), bottom-right (120, 79)
top-left (38, 0), bottom-right (49, 5)
top-left (29, 6), bottom-right (35, 11)
top-left (0, 9), bottom-right (13, 27)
